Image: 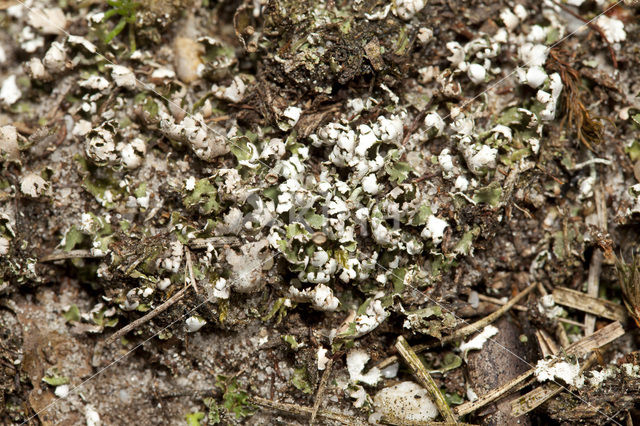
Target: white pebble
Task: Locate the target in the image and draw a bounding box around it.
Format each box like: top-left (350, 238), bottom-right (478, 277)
top-left (373, 382), bottom-right (438, 423)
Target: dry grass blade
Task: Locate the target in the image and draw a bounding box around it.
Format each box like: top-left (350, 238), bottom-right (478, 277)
top-left (395, 336), bottom-right (458, 424)
top-left (440, 282), bottom-right (538, 345)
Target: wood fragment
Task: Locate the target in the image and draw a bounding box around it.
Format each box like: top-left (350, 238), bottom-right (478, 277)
top-left (250, 395), bottom-right (367, 425)
top-left (455, 321), bottom-right (624, 417)
top-left (510, 353), bottom-right (597, 417)
top-left (310, 357), bottom-right (333, 425)
top-left (377, 282), bottom-right (537, 370)
top-left (552, 287), bottom-right (627, 323)
top-left (363, 37), bottom-right (384, 71)
top-left (104, 286), bottom-right (188, 345)
top-left (395, 336), bottom-right (458, 424)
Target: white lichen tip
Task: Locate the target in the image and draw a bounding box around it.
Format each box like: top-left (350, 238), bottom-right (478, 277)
top-left (26, 58), bottom-right (50, 81)
top-left (43, 42), bottom-right (67, 74)
top-left (311, 283), bottom-right (340, 311)
top-left (393, 0), bottom-right (426, 20)
top-left (519, 43), bottom-right (549, 67)
top-left (79, 75), bottom-right (110, 91)
top-left (211, 278), bottom-right (230, 299)
top-left (417, 27), bottom-right (433, 44)
top-left (537, 294), bottom-right (564, 319)
top-left (85, 405), bottom-right (101, 426)
top-left (289, 283), bottom-right (339, 311)
top-left (157, 278), bottom-right (172, 291)
top-left (334, 299), bottom-right (389, 340)
top-left (500, 8), bottom-right (520, 31)
top-left (118, 138), bottom-right (146, 169)
top-left (454, 175), bottom-right (469, 191)
top-left (280, 106), bottom-right (302, 130)
top-left (0, 237), bottom-right (9, 256)
top-left (54, 384), bottom-right (70, 398)
top-left (185, 176), bottom-right (196, 191)
top-left (524, 66), bottom-right (547, 88)
top-left (68, 35), bottom-right (97, 53)
top-left (424, 112), bottom-right (445, 134)
top-left (466, 144), bottom-right (498, 173)
top-left (212, 75), bottom-right (246, 103)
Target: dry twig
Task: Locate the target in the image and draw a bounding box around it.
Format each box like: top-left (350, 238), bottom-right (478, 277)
top-left (39, 249), bottom-right (101, 262)
top-left (250, 395), bottom-right (367, 425)
top-left (377, 282), bottom-right (537, 370)
top-left (310, 357), bottom-right (333, 425)
top-left (104, 286), bottom-right (188, 345)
